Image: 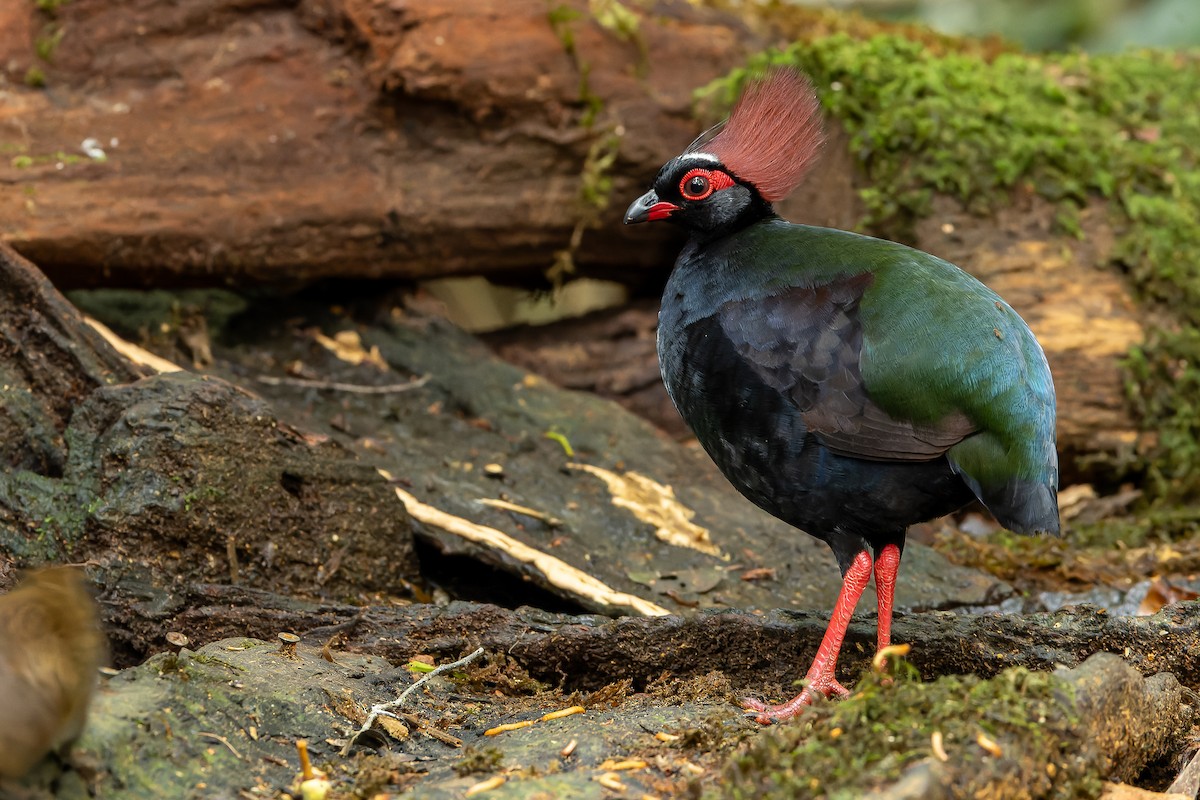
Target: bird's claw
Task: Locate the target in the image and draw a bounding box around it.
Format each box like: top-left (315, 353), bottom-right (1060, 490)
top-left (740, 669), bottom-right (853, 724)
top-left (740, 697), bottom-right (779, 725)
top-left (740, 688), bottom-right (820, 724)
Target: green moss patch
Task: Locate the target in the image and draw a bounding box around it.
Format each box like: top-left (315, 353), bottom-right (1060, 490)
top-left (701, 36), bottom-right (1200, 512)
top-left (709, 665), bottom-right (1102, 799)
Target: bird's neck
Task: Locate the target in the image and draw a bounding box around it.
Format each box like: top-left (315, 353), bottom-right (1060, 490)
top-left (685, 196), bottom-right (778, 248)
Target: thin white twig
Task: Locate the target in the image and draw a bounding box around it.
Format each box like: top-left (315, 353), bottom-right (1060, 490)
top-left (255, 374), bottom-right (431, 394)
top-left (199, 731), bottom-right (243, 759)
top-left (341, 647), bottom-right (485, 755)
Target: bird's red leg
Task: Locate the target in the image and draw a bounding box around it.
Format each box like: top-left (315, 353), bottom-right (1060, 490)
top-left (873, 543), bottom-right (902, 652)
top-left (742, 549), bottom-right (872, 724)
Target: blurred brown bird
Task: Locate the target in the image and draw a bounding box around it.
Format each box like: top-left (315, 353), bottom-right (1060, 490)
top-left (0, 566), bottom-right (106, 779)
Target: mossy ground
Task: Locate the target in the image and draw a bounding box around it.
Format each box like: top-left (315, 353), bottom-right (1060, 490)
top-left (700, 33), bottom-right (1200, 539)
top-left (932, 523), bottom-right (1200, 595)
top-left (710, 663), bottom-right (1103, 799)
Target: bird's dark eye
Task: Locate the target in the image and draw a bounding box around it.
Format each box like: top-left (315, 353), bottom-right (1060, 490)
top-left (680, 169), bottom-right (714, 201)
top-left (678, 167), bottom-right (735, 201)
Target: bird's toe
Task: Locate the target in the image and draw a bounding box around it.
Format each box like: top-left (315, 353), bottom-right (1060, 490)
top-left (740, 690), bottom-right (818, 724)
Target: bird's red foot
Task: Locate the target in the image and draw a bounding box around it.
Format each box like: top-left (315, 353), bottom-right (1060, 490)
top-left (741, 675), bottom-right (849, 724)
top-left (741, 691), bottom-right (816, 724)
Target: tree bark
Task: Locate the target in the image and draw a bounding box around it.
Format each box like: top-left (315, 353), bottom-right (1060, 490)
top-left (0, 244), bottom-right (144, 476)
top-left (0, 0), bottom-right (786, 287)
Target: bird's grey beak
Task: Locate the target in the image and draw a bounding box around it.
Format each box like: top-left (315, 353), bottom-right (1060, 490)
top-left (624, 189), bottom-right (678, 224)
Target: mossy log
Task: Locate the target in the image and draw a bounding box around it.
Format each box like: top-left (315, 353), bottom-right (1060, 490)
top-left (721, 652), bottom-right (1189, 799)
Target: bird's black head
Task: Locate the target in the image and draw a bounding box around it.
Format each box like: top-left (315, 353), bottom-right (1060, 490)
top-left (623, 153), bottom-right (771, 236)
top-left (624, 68), bottom-right (825, 239)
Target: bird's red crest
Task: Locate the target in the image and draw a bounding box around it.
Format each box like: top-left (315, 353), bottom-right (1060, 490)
top-left (700, 68), bottom-right (825, 203)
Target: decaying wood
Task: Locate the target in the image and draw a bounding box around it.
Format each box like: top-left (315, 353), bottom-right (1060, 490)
top-left (105, 577), bottom-right (1200, 694)
top-left (75, 578), bottom-right (1196, 796)
top-left (0, 0), bottom-right (780, 288)
top-left (0, 242), bottom-right (420, 617)
top-left (83, 316), bottom-right (183, 375)
top-left (383, 476), bottom-right (671, 617)
top-left (0, 209), bottom-right (1188, 797)
top-left (0, 243), bottom-right (146, 475)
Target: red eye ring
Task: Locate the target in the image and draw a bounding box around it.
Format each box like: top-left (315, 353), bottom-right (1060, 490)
top-left (679, 168), bottom-right (734, 201)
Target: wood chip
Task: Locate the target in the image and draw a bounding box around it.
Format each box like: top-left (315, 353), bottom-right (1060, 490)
top-left (739, 567), bottom-right (776, 581)
top-left (479, 498), bottom-right (563, 527)
top-left (84, 316), bottom-right (183, 373)
top-left (976, 732), bottom-right (1003, 757)
top-left (541, 705), bottom-right (585, 721)
top-left (378, 716), bottom-right (409, 741)
top-left (599, 758), bottom-right (647, 771)
top-left (484, 720), bottom-right (535, 736)
top-left (931, 730), bottom-right (949, 762)
top-left (398, 713), bottom-right (462, 747)
top-left (594, 772), bottom-right (627, 791)
top-left (311, 329), bottom-right (388, 370)
top-left (465, 775), bottom-right (506, 796)
top-left (566, 463), bottom-right (721, 557)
